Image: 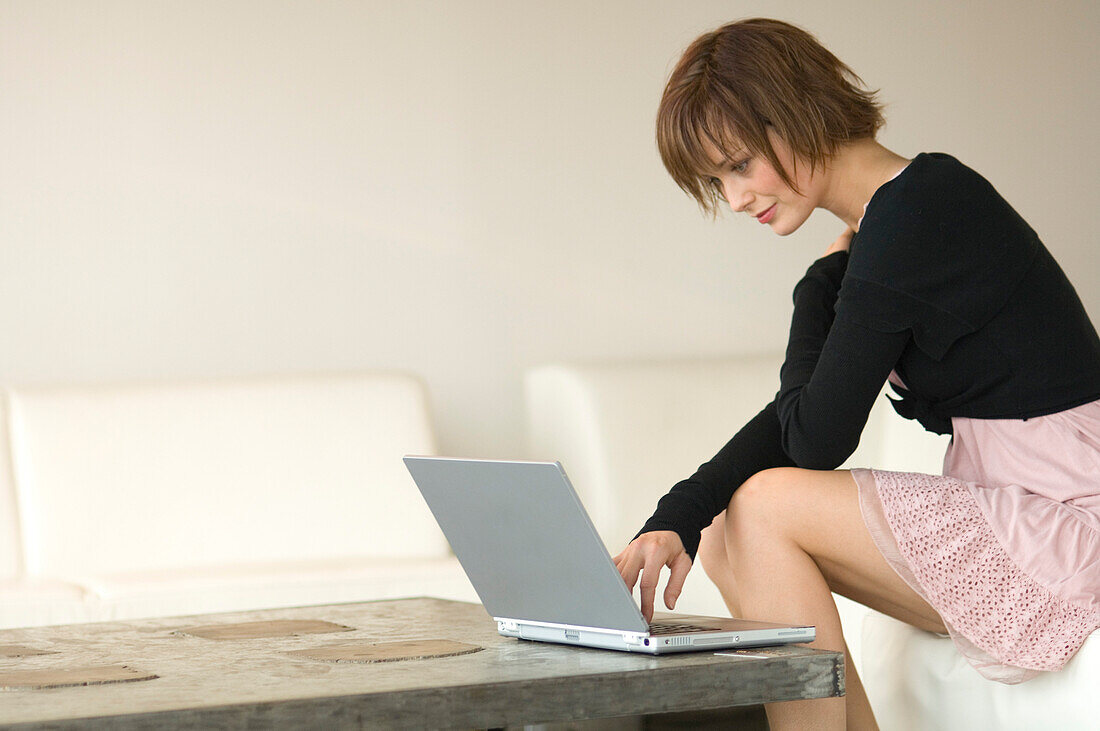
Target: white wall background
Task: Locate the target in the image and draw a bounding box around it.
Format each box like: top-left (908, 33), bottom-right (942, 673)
top-left (2, 0), bottom-right (1097, 459)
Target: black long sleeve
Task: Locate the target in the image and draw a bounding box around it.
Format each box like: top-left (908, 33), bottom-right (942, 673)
top-left (636, 250), bottom-right (910, 559)
top-left (775, 253), bottom-right (909, 468)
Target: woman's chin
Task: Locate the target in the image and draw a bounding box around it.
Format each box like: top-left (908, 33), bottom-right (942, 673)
top-left (770, 210), bottom-right (814, 236)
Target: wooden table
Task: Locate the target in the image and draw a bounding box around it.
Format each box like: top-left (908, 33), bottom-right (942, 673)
top-left (0, 597), bottom-right (843, 729)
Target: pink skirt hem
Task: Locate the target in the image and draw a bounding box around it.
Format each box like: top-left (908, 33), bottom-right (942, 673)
top-left (853, 467), bottom-right (1100, 683)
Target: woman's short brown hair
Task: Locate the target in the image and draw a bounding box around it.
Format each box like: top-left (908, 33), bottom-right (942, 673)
top-left (657, 18), bottom-right (885, 216)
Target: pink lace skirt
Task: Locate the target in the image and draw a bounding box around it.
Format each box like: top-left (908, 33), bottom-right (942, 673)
top-left (852, 398), bottom-right (1100, 683)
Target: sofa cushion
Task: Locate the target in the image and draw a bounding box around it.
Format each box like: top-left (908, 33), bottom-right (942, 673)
top-left (8, 373), bottom-right (447, 579)
top-left (862, 613), bottom-right (1100, 730)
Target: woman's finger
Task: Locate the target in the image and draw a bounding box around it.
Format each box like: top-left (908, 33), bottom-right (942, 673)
top-left (638, 560), bottom-right (661, 623)
top-left (617, 548), bottom-right (645, 592)
top-left (663, 550), bottom-right (693, 611)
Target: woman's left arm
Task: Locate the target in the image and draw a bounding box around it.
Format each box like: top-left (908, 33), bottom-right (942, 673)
top-left (774, 234), bottom-right (910, 468)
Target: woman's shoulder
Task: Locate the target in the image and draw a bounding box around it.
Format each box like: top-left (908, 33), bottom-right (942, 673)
top-left (839, 151), bottom-right (1043, 359)
top-left (850, 151), bottom-right (1039, 283)
top-left (860, 152), bottom-right (999, 234)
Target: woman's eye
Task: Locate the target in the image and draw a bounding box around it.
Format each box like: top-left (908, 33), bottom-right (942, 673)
top-left (732, 159), bottom-right (749, 174)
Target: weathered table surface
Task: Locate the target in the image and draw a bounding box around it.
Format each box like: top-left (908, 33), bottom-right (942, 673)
top-left (0, 597), bottom-right (843, 729)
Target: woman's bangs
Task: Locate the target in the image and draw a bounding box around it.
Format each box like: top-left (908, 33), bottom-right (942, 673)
top-left (658, 94), bottom-right (731, 213)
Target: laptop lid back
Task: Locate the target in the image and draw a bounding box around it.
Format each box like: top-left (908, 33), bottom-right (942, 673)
top-left (403, 456), bottom-right (648, 633)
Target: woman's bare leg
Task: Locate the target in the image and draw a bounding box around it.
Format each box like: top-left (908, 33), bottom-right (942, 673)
top-left (700, 505), bottom-right (874, 727)
top-left (722, 467), bottom-right (946, 731)
top-left (701, 511), bottom-right (870, 723)
top-left (697, 511), bottom-right (742, 617)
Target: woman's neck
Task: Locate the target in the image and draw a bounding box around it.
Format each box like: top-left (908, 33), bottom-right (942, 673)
top-left (820, 139), bottom-right (911, 231)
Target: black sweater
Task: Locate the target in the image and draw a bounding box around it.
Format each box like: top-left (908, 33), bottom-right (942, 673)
top-left (637, 152), bottom-right (1100, 560)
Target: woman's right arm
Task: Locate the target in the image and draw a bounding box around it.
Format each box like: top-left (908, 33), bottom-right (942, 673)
top-left (618, 240), bottom-right (910, 620)
top-left (630, 248), bottom-right (856, 562)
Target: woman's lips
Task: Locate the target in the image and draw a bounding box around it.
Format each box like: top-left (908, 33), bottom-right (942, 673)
top-left (756, 204), bottom-right (777, 224)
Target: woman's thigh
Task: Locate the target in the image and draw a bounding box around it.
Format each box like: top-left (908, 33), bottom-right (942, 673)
top-left (724, 467), bottom-right (947, 634)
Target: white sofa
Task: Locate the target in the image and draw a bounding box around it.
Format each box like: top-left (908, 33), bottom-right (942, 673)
top-left (0, 372), bottom-right (477, 629)
top-left (525, 354), bottom-right (1099, 730)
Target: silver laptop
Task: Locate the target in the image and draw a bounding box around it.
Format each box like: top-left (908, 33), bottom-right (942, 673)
top-left (403, 456), bottom-right (815, 654)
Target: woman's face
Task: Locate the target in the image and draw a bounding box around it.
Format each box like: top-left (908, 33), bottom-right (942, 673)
top-left (703, 130), bottom-right (825, 236)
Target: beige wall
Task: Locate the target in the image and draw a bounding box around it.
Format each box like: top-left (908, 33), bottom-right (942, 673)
top-left (2, 0), bottom-right (1097, 459)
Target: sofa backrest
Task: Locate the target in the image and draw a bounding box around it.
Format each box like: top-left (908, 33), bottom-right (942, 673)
top-left (6, 372), bottom-right (447, 579)
top-left (525, 355), bottom-right (950, 553)
top-left (526, 356), bottom-right (783, 552)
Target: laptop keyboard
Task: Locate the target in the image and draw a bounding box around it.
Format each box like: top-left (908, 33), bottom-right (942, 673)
top-left (647, 621), bottom-right (714, 636)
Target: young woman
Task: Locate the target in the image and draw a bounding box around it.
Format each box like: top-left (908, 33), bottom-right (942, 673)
top-left (612, 18), bottom-right (1100, 730)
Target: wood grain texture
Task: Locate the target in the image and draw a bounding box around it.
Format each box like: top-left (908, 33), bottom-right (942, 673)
top-left (0, 598), bottom-right (842, 729)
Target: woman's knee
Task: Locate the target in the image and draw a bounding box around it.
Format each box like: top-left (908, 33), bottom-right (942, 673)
top-left (724, 467), bottom-right (802, 541)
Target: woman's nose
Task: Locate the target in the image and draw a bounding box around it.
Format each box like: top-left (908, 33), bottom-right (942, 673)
top-left (723, 182), bottom-right (752, 213)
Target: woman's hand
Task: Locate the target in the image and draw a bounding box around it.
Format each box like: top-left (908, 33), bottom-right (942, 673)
top-left (822, 226), bottom-right (855, 257)
top-left (612, 531), bottom-right (692, 623)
